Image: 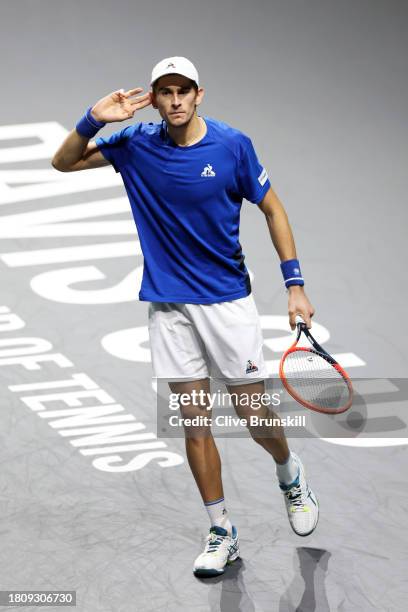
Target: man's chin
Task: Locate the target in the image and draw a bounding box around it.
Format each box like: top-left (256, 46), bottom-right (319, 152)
top-left (166, 114), bottom-right (191, 128)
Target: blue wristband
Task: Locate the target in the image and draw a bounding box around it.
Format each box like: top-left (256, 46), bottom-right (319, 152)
top-left (280, 258), bottom-right (304, 289)
top-left (76, 106), bottom-right (106, 138)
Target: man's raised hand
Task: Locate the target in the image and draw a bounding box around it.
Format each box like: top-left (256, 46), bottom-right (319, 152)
top-left (90, 87), bottom-right (152, 123)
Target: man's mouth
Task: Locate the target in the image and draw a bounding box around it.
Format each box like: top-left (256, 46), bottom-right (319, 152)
top-left (170, 111), bottom-right (185, 115)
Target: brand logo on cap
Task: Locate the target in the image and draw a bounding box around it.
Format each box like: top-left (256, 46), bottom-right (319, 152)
top-left (166, 62), bottom-right (176, 69)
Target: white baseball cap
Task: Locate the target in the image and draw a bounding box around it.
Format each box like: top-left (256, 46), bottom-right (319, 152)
top-left (150, 56), bottom-right (199, 88)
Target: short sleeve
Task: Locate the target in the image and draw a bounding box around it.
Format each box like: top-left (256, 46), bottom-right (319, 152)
top-left (237, 134), bottom-right (271, 204)
top-left (95, 124), bottom-right (135, 173)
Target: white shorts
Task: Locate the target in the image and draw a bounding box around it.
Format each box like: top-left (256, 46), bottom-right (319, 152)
top-left (148, 293), bottom-right (268, 385)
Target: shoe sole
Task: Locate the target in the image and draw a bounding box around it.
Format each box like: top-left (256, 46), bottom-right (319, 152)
top-left (193, 568), bottom-right (226, 577)
top-left (193, 547), bottom-right (240, 577)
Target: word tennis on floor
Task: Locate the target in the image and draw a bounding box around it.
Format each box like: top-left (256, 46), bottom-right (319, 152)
top-left (0, 305), bottom-right (183, 473)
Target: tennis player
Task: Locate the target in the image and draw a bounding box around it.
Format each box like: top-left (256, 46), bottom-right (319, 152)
top-left (52, 56), bottom-right (319, 577)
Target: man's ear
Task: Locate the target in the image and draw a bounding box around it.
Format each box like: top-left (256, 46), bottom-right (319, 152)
top-left (150, 90), bottom-right (158, 109)
top-left (195, 87), bottom-right (205, 108)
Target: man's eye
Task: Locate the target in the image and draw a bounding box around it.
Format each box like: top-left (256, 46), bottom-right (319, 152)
top-left (160, 89), bottom-right (189, 95)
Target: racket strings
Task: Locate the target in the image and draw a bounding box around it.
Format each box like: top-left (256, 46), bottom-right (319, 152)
top-left (282, 350), bottom-right (351, 412)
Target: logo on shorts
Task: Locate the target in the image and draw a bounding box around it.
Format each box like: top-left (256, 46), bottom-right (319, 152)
top-left (246, 359), bottom-right (258, 374)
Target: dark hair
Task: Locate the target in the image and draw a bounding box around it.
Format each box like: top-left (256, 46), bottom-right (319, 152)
top-left (152, 77), bottom-right (198, 95)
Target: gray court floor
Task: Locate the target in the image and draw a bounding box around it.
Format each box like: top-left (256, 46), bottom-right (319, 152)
top-left (0, 1), bottom-right (407, 611)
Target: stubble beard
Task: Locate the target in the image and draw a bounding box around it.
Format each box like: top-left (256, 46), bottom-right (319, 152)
top-left (168, 115), bottom-right (192, 129)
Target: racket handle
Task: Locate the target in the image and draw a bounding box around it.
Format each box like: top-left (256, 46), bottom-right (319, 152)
top-left (295, 314), bottom-right (306, 326)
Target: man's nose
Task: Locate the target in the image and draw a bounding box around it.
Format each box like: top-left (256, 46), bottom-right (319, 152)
top-left (171, 96), bottom-right (181, 107)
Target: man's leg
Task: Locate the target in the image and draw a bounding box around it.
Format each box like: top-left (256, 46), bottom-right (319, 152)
top-left (226, 379), bottom-right (319, 537)
top-left (169, 378), bottom-right (240, 576)
top-left (226, 379), bottom-right (290, 463)
top-left (148, 302), bottom-right (239, 573)
top-left (169, 378), bottom-right (223, 504)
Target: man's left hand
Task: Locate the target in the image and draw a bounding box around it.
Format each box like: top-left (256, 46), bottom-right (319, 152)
top-left (287, 285), bottom-right (315, 330)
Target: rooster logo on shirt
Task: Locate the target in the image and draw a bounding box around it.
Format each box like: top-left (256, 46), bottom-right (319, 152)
top-left (201, 164), bottom-right (216, 177)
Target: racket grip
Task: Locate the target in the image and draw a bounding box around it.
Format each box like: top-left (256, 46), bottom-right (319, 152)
top-left (295, 314), bottom-right (305, 325)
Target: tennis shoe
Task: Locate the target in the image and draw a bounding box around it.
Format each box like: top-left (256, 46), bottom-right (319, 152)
top-left (193, 525), bottom-right (240, 577)
top-left (279, 452), bottom-right (319, 536)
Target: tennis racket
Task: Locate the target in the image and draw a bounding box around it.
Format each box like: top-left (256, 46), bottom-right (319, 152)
top-left (279, 315), bottom-right (353, 414)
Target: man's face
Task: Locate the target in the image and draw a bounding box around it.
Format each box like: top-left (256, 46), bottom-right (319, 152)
top-left (150, 74), bottom-right (204, 127)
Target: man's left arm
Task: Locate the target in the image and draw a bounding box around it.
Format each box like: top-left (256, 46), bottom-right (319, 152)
top-left (257, 186), bottom-right (315, 330)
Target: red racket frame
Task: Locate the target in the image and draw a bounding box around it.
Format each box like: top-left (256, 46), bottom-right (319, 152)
top-left (279, 329), bottom-right (353, 415)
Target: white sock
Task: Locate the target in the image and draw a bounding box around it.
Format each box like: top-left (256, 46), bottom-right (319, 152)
top-left (204, 496), bottom-right (232, 535)
top-left (275, 451), bottom-right (299, 486)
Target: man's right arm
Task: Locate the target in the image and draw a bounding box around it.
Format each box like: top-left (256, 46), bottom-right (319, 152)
top-left (51, 130), bottom-right (108, 172)
top-left (51, 87), bottom-right (152, 172)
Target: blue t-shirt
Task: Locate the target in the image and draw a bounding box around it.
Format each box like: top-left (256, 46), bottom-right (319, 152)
top-left (96, 116), bottom-right (271, 304)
